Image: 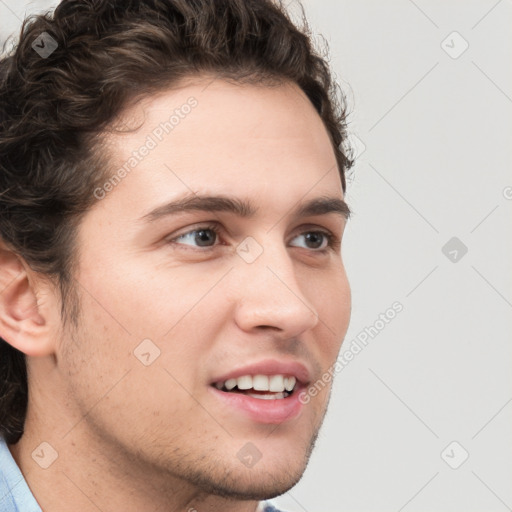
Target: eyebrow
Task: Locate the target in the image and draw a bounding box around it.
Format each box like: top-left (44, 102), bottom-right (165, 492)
top-left (138, 193), bottom-right (351, 223)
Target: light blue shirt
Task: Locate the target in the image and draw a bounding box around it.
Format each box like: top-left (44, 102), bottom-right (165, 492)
top-left (0, 437), bottom-right (42, 512)
top-left (1, 436), bottom-right (286, 512)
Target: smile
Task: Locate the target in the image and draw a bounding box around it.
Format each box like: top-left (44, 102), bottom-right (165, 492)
top-left (212, 374), bottom-right (297, 400)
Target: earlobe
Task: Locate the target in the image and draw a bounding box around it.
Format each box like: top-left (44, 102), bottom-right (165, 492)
top-left (0, 243), bottom-right (56, 357)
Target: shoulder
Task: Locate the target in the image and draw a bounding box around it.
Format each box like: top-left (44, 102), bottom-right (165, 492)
top-left (259, 502), bottom-right (291, 512)
top-left (0, 437), bottom-right (42, 512)
top-left (0, 437), bottom-right (19, 511)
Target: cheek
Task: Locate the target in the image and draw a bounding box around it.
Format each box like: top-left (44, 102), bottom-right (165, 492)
top-left (59, 296), bottom-right (210, 446)
top-left (310, 264), bottom-right (351, 347)
top-left (298, 266), bottom-right (350, 410)
top-left (91, 257), bottom-right (224, 341)
top-left (69, 254), bottom-right (226, 389)
top-left (59, 294), bottom-right (134, 412)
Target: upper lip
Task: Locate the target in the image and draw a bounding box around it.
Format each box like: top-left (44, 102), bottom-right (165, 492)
top-left (210, 358), bottom-right (312, 386)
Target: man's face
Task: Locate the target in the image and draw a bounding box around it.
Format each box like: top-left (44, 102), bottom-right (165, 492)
top-left (59, 78), bottom-right (351, 499)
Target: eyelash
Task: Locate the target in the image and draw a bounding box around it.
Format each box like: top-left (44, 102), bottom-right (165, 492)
top-left (167, 223), bottom-right (340, 254)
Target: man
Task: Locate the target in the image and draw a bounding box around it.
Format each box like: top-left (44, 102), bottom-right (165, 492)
top-left (0, 0), bottom-right (353, 510)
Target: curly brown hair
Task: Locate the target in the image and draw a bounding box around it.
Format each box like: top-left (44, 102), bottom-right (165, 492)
top-left (0, 0), bottom-right (352, 445)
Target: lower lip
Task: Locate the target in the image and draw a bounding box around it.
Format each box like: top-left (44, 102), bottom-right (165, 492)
top-left (209, 385), bottom-right (306, 424)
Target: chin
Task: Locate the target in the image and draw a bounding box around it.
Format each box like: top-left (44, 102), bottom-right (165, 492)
top-left (198, 459), bottom-right (308, 501)
top-left (181, 431), bottom-right (318, 501)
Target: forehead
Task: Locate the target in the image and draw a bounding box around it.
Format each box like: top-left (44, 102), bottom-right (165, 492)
top-left (96, 78), bottom-right (343, 222)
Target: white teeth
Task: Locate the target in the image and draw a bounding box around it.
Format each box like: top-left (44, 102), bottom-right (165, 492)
top-left (237, 375), bottom-right (252, 390)
top-left (216, 374), bottom-right (297, 393)
top-left (269, 375), bottom-right (285, 392)
top-left (284, 376), bottom-right (296, 392)
top-left (225, 378), bottom-right (237, 391)
top-left (252, 375), bottom-right (269, 391)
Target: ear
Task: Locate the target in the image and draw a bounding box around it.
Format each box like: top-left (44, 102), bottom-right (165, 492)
top-left (0, 240), bottom-right (59, 357)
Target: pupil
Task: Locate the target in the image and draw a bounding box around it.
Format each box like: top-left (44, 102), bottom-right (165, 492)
top-left (195, 229), bottom-right (215, 246)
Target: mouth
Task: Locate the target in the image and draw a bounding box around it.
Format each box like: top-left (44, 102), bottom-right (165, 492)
top-left (211, 374), bottom-right (298, 400)
top-left (208, 360), bottom-right (311, 424)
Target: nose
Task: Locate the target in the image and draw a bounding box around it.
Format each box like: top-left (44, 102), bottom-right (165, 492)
top-left (233, 240), bottom-right (319, 338)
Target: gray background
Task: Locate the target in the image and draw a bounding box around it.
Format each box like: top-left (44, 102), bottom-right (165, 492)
top-left (1, 1), bottom-right (511, 511)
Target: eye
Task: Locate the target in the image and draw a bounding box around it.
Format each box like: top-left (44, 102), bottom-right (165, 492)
top-left (289, 230), bottom-right (338, 251)
top-left (167, 224), bottom-right (340, 252)
top-left (170, 224), bottom-right (221, 248)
